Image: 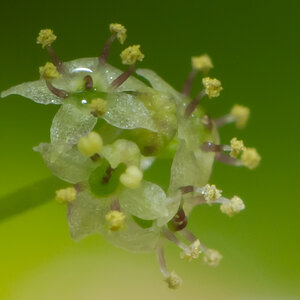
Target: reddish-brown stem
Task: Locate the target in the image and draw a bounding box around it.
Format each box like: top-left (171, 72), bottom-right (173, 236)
top-left (46, 45), bottom-right (64, 73)
top-left (45, 80), bottom-right (68, 98)
top-left (185, 90), bottom-right (206, 118)
top-left (182, 69), bottom-right (198, 96)
top-left (98, 34), bottom-right (116, 64)
top-left (111, 64), bottom-right (135, 88)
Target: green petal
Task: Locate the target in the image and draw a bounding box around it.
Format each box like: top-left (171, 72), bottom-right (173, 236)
top-left (50, 103), bottom-right (97, 145)
top-left (103, 92), bottom-right (157, 131)
top-left (1, 79), bottom-right (63, 105)
top-left (34, 143), bottom-right (97, 184)
top-left (119, 180), bottom-right (170, 220)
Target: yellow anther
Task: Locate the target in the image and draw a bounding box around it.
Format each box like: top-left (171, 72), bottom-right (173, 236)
top-left (165, 271), bottom-right (182, 289)
top-left (77, 131), bottom-right (103, 157)
top-left (220, 195), bottom-right (245, 217)
top-left (203, 184), bottom-right (222, 204)
top-left (39, 62), bottom-right (60, 79)
top-left (120, 165), bottom-right (143, 189)
top-left (106, 210), bottom-right (125, 231)
top-left (55, 187), bottom-right (76, 204)
top-left (89, 98), bottom-right (107, 116)
top-left (230, 137), bottom-right (245, 158)
top-left (191, 54), bottom-right (213, 72)
top-left (230, 104), bottom-right (250, 129)
top-left (37, 29), bottom-right (57, 48)
top-left (109, 23), bottom-right (127, 44)
top-left (202, 77), bottom-right (223, 98)
top-left (241, 147), bottom-right (261, 169)
top-left (203, 249), bottom-right (222, 267)
top-left (120, 45), bottom-right (144, 65)
top-left (180, 239), bottom-right (201, 262)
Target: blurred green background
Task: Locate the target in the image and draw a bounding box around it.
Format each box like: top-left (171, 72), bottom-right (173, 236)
top-left (0, 0), bottom-right (299, 299)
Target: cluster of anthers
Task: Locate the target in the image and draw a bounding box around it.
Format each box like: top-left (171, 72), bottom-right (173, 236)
top-left (1, 23), bottom-right (261, 289)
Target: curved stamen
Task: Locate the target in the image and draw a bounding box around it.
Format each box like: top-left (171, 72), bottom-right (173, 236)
top-left (46, 45), bottom-right (64, 73)
top-left (99, 34), bottom-right (116, 64)
top-left (181, 69), bottom-right (198, 96)
top-left (185, 89), bottom-right (206, 117)
top-left (45, 80), bottom-right (68, 98)
top-left (111, 64), bottom-right (135, 88)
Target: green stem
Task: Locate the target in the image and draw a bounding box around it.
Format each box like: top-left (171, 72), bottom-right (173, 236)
top-left (0, 176), bottom-right (65, 222)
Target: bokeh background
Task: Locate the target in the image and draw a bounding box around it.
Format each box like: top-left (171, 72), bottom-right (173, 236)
top-left (0, 0), bottom-right (299, 299)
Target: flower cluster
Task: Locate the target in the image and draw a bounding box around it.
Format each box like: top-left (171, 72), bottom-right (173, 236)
top-left (1, 24), bottom-right (261, 289)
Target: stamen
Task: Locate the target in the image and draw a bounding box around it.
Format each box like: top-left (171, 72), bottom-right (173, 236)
top-left (181, 69), bottom-right (198, 96)
top-left (84, 75), bottom-right (93, 90)
top-left (203, 249), bottom-right (222, 267)
top-left (99, 34), bottom-right (116, 63)
top-left (220, 195), bottom-right (245, 217)
top-left (179, 185), bottom-right (194, 194)
top-left (201, 141), bottom-right (224, 152)
top-left (162, 227), bottom-right (189, 252)
top-left (111, 64), bottom-right (135, 88)
top-left (156, 246), bottom-right (169, 278)
top-left (185, 89), bottom-right (206, 117)
top-left (45, 80), bottom-right (68, 98)
top-left (99, 23), bottom-right (127, 64)
top-left (46, 45), bottom-right (64, 73)
top-left (202, 77), bottom-right (223, 99)
top-left (105, 210), bottom-right (125, 231)
top-left (55, 187), bottom-right (77, 204)
top-left (214, 152), bottom-right (242, 166)
top-left (214, 104), bottom-right (250, 129)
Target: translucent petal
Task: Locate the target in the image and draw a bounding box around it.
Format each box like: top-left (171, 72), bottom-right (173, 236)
top-left (168, 140), bottom-right (215, 194)
top-left (34, 143), bottom-right (96, 184)
top-left (67, 187), bottom-right (161, 253)
top-left (136, 69), bottom-right (182, 100)
top-left (67, 188), bottom-right (109, 241)
top-left (1, 79), bottom-right (63, 105)
top-left (103, 92), bottom-right (157, 131)
top-left (119, 181), bottom-right (170, 220)
top-left (102, 218), bottom-right (161, 253)
top-left (50, 103), bottom-right (97, 145)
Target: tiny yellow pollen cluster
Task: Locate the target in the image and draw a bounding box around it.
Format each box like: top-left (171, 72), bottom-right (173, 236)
top-left (241, 147), bottom-right (261, 169)
top-left (120, 45), bottom-right (144, 65)
top-left (165, 272), bottom-right (183, 289)
top-left (55, 187), bottom-right (77, 204)
top-left (37, 29), bottom-right (57, 48)
top-left (203, 184), bottom-right (222, 204)
top-left (230, 104), bottom-right (250, 129)
top-left (109, 23), bottom-right (127, 44)
top-left (203, 249), bottom-right (223, 267)
top-left (220, 195), bottom-right (245, 217)
top-left (77, 131), bottom-right (103, 157)
top-left (202, 77), bottom-right (223, 98)
top-left (39, 62), bottom-right (60, 79)
top-left (230, 137), bottom-right (245, 158)
top-left (180, 239), bottom-right (201, 262)
top-left (120, 165), bottom-right (143, 189)
top-left (89, 98), bottom-right (107, 116)
top-left (106, 210), bottom-right (125, 231)
top-left (191, 54), bottom-right (213, 72)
